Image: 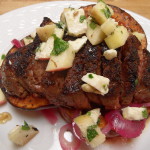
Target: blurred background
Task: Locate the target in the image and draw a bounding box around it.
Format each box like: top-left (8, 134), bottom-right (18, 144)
top-left (0, 0), bottom-right (150, 19)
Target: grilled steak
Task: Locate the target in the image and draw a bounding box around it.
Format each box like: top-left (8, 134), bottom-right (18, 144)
top-left (1, 5), bottom-right (149, 110)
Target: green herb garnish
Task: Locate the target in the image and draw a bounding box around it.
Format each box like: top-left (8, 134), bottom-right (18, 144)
top-left (89, 21), bottom-right (97, 30)
top-left (87, 125), bottom-right (98, 142)
top-left (103, 84), bottom-right (107, 91)
top-left (1, 54), bottom-right (6, 60)
top-left (88, 74), bottom-right (94, 79)
top-left (97, 0), bottom-right (104, 2)
top-left (142, 109), bottom-right (148, 118)
top-left (51, 34), bottom-right (69, 56)
top-left (97, 118), bottom-right (100, 124)
top-left (56, 21), bottom-right (64, 29)
top-left (22, 121), bottom-right (30, 130)
top-left (101, 6), bottom-right (111, 19)
top-left (135, 79), bottom-right (138, 86)
top-left (79, 15), bottom-right (86, 23)
top-left (86, 111), bottom-right (91, 116)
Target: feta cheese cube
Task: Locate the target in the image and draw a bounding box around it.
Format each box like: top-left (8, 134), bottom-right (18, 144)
top-left (64, 8), bottom-right (87, 37)
top-left (103, 49), bottom-right (117, 60)
top-left (68, 36), bottom-right (87, 53)
top-left (81, 73), bottom-right (110, 95)
top-left (122, 106), bottom-right (148, 120)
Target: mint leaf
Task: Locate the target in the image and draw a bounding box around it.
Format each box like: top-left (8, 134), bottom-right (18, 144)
top-left (87, 125), bottom-right (98, 142)
top-left (142, 109), bottom-right (148, 118)
top-left (51, 34), bottom-right (69, 56)
top-left (1, 54), bottom-right (6, 60)
top-left (80, 15), bottom-right (86, 23)
top-left (88, 74), bottom-right (94, 79)
top-left (22, 121), bottom-right (30, 130)
top-left (101, 6), bottom-right (111, 19)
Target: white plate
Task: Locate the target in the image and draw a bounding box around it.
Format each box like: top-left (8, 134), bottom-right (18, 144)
top-left (0, 1), bottom-right (150, 150)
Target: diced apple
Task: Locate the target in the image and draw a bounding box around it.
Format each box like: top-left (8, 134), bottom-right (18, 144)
top-left (101, 18), bottom-right (118, 36)
top-left (46, 47), bottom-right (75, 72)
top-left (54, 27), bottom-right (64, 39)
top-left (132, 32), bottom-right (145, 42)
top-left (8, 124), bottom-right (39, 146)
top-left (89, 127), bottom-right (106, 148)
top-left (68, 36), bottom-right (87, 53)
top-left (23, 37), bottom-right (33, 45)
top-left (64, 8), bottom-right (87, 37)
top-left (81, 84), bottom-right (101, 94)
top-left (91, 2), bottom-right (113, 25)
top-left (104, 26), bottom-right (129, 49)
top-left (36, 24), bottom-right (56, 42)
top-left (74, 114), bottom-right (94, 137)
top-left (86, 17), bottom-right (106, 45)
top-left (0, 89), bottom-right (6, 106)
top-left (35, 37), bottom-right (54, 60)
top-left (60, 8), bottom-right (71, 24)
top-left (87, 108), bottom-right (101, 124)
top-left (81, 73), bottom-right (110, 96)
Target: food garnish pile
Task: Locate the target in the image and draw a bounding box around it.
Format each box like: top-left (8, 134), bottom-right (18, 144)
top-left (0, 0), bottom-right (150, 149)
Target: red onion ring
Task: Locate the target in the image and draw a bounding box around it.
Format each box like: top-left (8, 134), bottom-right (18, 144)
top-left (72, 122), bottom-right (86, 142)
top-left (41, 108), bottom-right (58, 125)
top-left (59, 123), bottom-right (81, 150)
top-left (101, 123), bottom-right (112, 135)
top-left (105, 110), bottom-right (146, 138)
top-left (11, 39), bottom-right (24, 48)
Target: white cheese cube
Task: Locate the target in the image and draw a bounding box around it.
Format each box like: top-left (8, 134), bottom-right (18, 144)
top-left (122, 106), bottom-right (148, 120)
top-left (54, 27), bottom-right (64, 39)
top-left (68, 36), bottom-right (87, 53)
top-left (35, 36), bottom-right (54, 60)
top-left (103, 49), bottom-right (117, 60)
top-left (64, 8), bottom-right (87, 37)
top-left (81, 73), bottom-right (110, 95)
top-left (104, 26), bottom-right (129, 49)
top-left (8, 125), bottom-right (39, 146)
top-left (132, 32), bottom-right (145, 42)
top-left (101, 18), bottom-right (118, 36)
top-left (86, 17), bottom-right (106, 45)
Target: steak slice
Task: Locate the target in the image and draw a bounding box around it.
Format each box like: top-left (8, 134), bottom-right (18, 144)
top-left (57, 41), bottom-right (102, 109)
top-left (134, 49), bottom-right (150, 103)
top-left (100, 43), bottom-right (122, 109)
top-left (120, 35), bottom-right (140, 105)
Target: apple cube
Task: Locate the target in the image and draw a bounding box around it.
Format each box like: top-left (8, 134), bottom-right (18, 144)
top-left (101, 18), bottom-right (118, 36)
top-left (36, 24), bottom-right (55, 42)
top-left (46, 47), bottom-right (75, 72)
top-left (91, 2), bottom-right (113, 25)
top-left (104, 26), bottom-right (129, 49)
top-left (0, 89), bottom-right (6, 106)
top-left (86, 17), bottom-right (106, 45)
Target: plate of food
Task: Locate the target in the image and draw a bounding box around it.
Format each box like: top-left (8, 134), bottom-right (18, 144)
top-left (0, 1), bottom-right (150, 150)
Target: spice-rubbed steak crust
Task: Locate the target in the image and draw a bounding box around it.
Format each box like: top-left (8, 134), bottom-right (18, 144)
top-left (1, 4), bottom-right (149, 110)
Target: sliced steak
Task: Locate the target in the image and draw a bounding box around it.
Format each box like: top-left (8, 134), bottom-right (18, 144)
top-left (57, 41), bottom-right (102, 109)
top-left (134, 49), bottom-right (150, 103)
top-left (100, 43), bottom-right (122, 109)
top-left (120, 35), bottom-right (140, 105)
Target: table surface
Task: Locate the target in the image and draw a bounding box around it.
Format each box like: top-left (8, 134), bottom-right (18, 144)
top-left (0, 0), bottom-right (150, 20)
